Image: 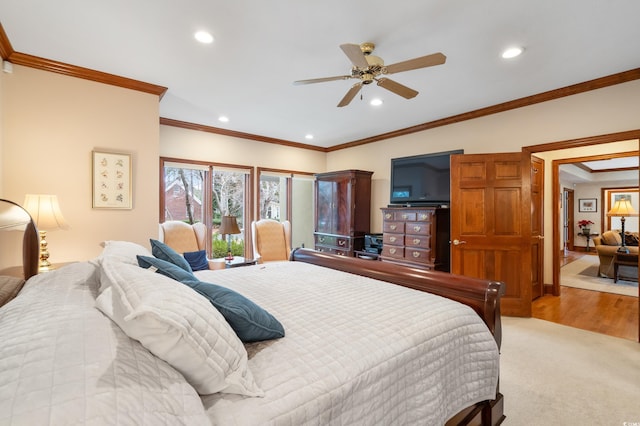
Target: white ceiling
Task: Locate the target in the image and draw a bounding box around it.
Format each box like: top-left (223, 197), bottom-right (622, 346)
top-left (1, 1), bottom-right (640, 148)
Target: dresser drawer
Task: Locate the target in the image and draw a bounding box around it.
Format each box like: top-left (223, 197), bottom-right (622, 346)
top-left (383, 221), bottom-right (405, 233)
top-left (384, 233), bottom-right (404, 246)
top-left (316, 246), bottom-right (350, 256)
top-left (405, 221), bottom-right (430, 235)
top-left (382, 245), bottom-right (404, 259)
top-left (404, 247), bottom-right (431, 263)
top-left (315, 234), bottom-right (351, 248)
top-left (414, 210), bottom-right (434, 221)
top-left (405, 234), bottom-right (430, 249)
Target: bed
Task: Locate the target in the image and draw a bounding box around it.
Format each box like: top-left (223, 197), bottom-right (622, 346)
top-left (0, 209), bottom-right (505, 425)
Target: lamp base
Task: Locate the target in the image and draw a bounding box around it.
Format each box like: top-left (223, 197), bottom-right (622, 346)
top-left (39, 230), bottom-right (54, 272)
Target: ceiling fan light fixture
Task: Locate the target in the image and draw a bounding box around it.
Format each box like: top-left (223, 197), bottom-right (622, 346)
top-left (370, 98), bottom-right (383, 106)
top-left (194, 31), bottom-right (214, 44)
top-left (502, 46), bottom-right (523, 59)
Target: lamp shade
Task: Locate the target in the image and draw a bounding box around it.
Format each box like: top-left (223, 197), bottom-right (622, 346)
top-left (219, 215), bottom-right (240, 235)
top-left (23, 194), bottom-right (69, 231)
top-left (606, 199), bottom-right (638, 217)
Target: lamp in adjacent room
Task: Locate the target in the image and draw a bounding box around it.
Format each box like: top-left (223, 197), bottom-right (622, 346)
top-left (218, 215), bottom-right (240, 262)
top-left (606, 198), bottom-right (638, 253)
top-left (23, 194), bottom-right (69, 271)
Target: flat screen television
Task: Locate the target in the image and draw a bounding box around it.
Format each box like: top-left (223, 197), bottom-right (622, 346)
top-left (389, 149), bottom-right (463, 206)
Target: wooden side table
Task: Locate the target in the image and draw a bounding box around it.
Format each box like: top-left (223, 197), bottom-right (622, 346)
top-left (613, 252), bottom-right (638, 283)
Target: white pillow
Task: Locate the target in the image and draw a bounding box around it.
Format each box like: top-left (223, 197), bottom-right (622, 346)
top-left (98, 240), bottom-right (152, 265)
top-left (96, 258), bottom-right (263, 397)
top-left (95, 241), bottom-right (153, 293)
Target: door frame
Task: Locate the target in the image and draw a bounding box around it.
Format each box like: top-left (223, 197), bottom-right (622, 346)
top-left (522, 129), bottom-right (640, 298)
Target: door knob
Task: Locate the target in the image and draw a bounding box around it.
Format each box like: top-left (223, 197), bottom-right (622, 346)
top-left (452, 239), bottom-right (467, 245)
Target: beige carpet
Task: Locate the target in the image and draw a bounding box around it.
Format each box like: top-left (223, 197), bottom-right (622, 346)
top-left (561, 255), bottom-right (638, 297)
top-left (500, 317), bottom-right (640, 425)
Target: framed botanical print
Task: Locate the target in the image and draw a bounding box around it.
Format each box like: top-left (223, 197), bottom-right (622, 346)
top-left (92, 151), bottom-right (132, 209)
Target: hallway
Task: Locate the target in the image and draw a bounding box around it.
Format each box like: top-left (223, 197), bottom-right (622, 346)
top-left (532, 251), bottom-right (639, 341)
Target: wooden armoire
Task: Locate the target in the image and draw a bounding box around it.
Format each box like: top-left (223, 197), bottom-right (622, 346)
top-left (314, 170), bottom-right (373, 256)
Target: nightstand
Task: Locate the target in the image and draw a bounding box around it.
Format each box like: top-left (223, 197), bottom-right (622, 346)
top-left (210, 257), bottom-right (258, 270)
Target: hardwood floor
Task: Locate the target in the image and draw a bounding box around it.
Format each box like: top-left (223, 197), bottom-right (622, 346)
top-left (532, 250), bottom-right (639, 341)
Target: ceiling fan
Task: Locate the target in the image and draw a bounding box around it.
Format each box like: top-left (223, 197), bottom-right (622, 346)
top-left (294, 42), bottom-right (446, 107)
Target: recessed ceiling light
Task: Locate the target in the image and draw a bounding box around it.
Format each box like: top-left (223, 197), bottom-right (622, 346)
top-left (305, 134), bottom-right (314, 140)
top-left (194, 31), bottom-right (214, 44)
top-left (218, 116), bottom-right (229, 123)
top-left (502, 47), bottom-right (523, 59)
top-left (370, 98), bottom-right (383, 106)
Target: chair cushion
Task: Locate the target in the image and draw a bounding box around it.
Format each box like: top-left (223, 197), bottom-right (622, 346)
top-left (150, 239), bottom-right (193, 272)
top-left (601, 230), bottom-right (622, 246)
top-left (160, 221), bottom-right (201, 253)
top-left (255, 221), bottom-right (289, 261)
top-left (184, 250), bottom-right (210, 271)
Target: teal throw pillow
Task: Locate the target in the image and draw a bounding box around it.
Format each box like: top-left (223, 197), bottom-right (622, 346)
top-left (150, 239), bottom-right (193, 273)
top-left (180, 278), bottom-right (285, 343)
top-left (139, 252), bottom-right (284, 343)
top-left (137, 255), bottom-right (196, 282)
top-left (184, 250), bottom-right (209, 271)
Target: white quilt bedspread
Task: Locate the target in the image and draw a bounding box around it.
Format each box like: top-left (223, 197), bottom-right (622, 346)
top-left (0, 262), bottom-right (210, 426)
top-left (195, 261), bottom-right (499, 426)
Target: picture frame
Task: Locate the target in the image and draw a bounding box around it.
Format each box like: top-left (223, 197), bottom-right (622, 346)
top-left (578, 198), bottom-right (597, 213)
top-left (92, 150), bottom-right (132, 209)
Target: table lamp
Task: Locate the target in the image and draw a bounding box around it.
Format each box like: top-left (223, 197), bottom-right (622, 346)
top-left (218, 215), bottom-right (240, 262)
top-left (606, 198), bottom-right (638, 253)
top-left (23, 194), bottom-right (69, 271)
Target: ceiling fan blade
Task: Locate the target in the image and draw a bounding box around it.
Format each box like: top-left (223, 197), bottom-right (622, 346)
top-left (340, 43), bottom-right (369, 69)
top-left (377, 78), bottom-right (418, 99)
top-left (293, 75), bottom-right (352, 85)
top-left (337, 83), bottom-right (362, 107)
top-left (383, 52), bottom-right (446, 74)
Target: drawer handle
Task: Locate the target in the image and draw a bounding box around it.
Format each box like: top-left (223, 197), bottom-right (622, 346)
top-left (389, 236), bottom-right (396, 243)
top-left (413, 238), bottom-right (421, 245)
top-left (413, 226), bottom-right (421, 232)
top-left (412, 251), bottom-right (421, 258)
top-left (385, 213), bottom-right (392, 219)
top-left (389, 248), bottom-right (397, 255)
top-left (390, 225), bottom-right (397, 230)
top-left (319, 236), bottom-right (325, 242)
top-left (401, 214), bottom-right (408, 219)
top-left (338, 240), bottom-right (345, 246)
top-left (419, 214), bottom-right (428, 220)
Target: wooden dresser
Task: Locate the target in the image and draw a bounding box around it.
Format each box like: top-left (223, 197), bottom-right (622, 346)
top-left (314, 170), bottom-right (373, 256)
top-left (380, 206), bottom-right (450, 271)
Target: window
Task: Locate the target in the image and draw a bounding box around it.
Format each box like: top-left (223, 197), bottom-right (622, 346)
top-left (161, 158), bottom-right (253, 259)
top-left (257, 168), bottom-right (315, 250)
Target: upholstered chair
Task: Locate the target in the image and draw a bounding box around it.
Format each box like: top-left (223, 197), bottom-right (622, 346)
top-left (158, 221), bottom-right (216, 268)
top-left (251, 219), bottom-right (292, 263)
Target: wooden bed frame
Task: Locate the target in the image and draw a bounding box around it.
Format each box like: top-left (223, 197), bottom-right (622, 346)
top-left (291, 248), bottom-right (506, 426)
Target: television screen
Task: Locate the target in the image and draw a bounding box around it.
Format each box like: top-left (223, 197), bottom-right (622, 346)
top-left (390, 149), bottom-right (463, 206)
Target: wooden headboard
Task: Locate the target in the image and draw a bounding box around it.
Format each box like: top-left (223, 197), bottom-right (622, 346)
top-left (0, 199), bottom-right (39, 281)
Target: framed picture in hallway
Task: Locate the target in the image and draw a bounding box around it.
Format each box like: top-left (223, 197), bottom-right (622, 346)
top-left (578, 198), bottom-right (597, 212)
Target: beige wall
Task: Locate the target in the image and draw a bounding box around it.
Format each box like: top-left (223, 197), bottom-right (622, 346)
top-left (2, 61), bottom-right (639, 283)
top-left (159, 125), bottom-right (326, 172)
top-left (327, 80), bottom-right (640, 284)
top-left (1, 64), bottom-right (160, 262)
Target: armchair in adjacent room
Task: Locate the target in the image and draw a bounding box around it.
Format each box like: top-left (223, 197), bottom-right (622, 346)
top-left (158, 221), bottom-right (215, 269)
top-left (251, 219), bottom-right (292, 263)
